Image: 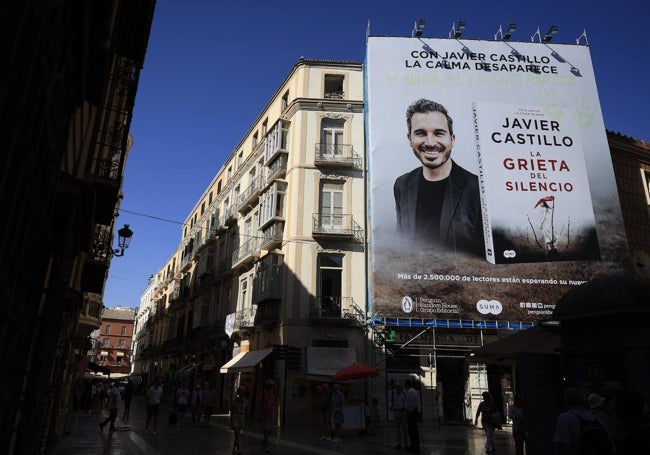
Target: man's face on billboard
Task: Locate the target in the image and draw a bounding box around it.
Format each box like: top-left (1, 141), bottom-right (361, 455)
top-left (407, 111), bottom-right (455, 171)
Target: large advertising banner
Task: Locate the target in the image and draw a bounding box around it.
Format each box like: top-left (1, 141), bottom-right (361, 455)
top-left (366, 36), bottom-right (631, 322)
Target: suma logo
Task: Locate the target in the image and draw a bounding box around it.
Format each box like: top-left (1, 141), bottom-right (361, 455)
top-left (476, 299), bottom-right (503, 315)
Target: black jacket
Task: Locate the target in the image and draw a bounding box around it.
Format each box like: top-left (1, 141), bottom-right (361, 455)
top-left (393, 160), bottom-right (485, 257)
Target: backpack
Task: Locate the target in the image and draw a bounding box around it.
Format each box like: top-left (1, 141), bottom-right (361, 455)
top-left (570, 412), bottom-right (614, 455)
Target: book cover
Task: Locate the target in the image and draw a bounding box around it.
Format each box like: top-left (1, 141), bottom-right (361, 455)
top-left (473, 102), bottom-right (600, 264)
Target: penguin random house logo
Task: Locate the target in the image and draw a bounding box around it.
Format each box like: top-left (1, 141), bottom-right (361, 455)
top-left (401, 296), bottom-right (414, 314)
top-left (476, 299), bottom-right (503, 315)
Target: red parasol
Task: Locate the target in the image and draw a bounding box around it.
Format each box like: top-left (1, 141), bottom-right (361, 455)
top-left (332, 363), bottom-right (379, 382)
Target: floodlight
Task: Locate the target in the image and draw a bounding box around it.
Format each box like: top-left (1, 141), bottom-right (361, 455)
top-left (495, 22), bottom-right (516, 41)
top-left (543, 25), bottom-right (559, 42)
top-left (449, 20), bottom-right (466, 39)
top-left (412, 19), bottom-right (426, 38)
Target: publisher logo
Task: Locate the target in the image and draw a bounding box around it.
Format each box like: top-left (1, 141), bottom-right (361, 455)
top-left (503, 250), bottom-right (516, 258)
top-left (476, 299), bottom-right (503, 315)
top-left (402, 296), bottom-right (414, 313)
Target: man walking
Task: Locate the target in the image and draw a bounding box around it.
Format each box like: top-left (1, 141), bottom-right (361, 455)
top-left (389, 382), bottom-right (409, 449)
top-left (145, 379), bottom-right (163, 434)
top-left (404, 379), bottom-right (421, 453)
top-left (99, 380), bottom-right (121, 432)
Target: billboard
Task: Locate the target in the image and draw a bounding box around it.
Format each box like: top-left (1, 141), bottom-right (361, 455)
top-left (366, 36), bottom-right (630, 322)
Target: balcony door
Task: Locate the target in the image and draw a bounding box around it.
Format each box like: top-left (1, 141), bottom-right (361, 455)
top-left (321, 119), bottom-right (344, 158)
top-left (318, 254), bottom-right (342, 317)
top-left (320, 181), bottom-right (343, 229)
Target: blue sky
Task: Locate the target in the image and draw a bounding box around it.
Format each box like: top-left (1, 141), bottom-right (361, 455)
top-left (103, 0), bottom-right (650, 309)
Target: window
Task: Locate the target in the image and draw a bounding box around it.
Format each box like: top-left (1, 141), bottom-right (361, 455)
top-left (259, 182), bottom-right (287, 227)
top-left (227, 166), bottom-right (232, 181)
top-left (321, 119), bottom-right (345, 157)
top-left (253, 132), bottom-right (259, 147)
top-left (642, 169), bottom-right (650, 205)
top-left (237, 151), bottom-right (243, 168)
top-left (104, 325), bottom-right (111, 335)
top-left (121, 326), bottom-right (126, 335)
top-left (102, 338), bottom-right (109, 347)
top-left (239, 276), bottom-right (249, 309)
top-left (201, 201), bottom-right (205, 216)
top-left (324, 74), bottom-right (344, 99)
top-left (217, 180), bottom-right (222, 194)
top-left (118, 339), bottom-right (125, 348)
top-left (209, 191), bottom-right (213, 205)
top-left (320, 181), bottom-right (344, 227)
top-left (282, 90), bottom-right (289, 110)
top-left (262, 119), bottom-right (268, 136)
top-left (318, 254), bottom-right (343, 316)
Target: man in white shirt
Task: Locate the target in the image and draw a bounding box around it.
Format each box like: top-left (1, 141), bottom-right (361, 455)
top-left (145, 379), bottom-right (164, 434)
top-left (404, 379), bottom-right (421, 453)
top-left (389, 383), bottom-right (409, 449)
top-left (99, 381), bottom-right (122, 432)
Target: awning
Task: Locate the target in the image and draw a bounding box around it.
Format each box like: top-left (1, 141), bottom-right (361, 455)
top-left (87, 361), bottom-right (111, 375)
top-left (466, 326), bottom-right (562, 365)
top-left (307, 347), bottom-right (357, 379)
top-left (220, 348), bottom-right (273, 373)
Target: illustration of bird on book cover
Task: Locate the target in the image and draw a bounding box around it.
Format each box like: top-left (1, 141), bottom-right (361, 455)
top-left (472, 102), bottom-right (600, 264)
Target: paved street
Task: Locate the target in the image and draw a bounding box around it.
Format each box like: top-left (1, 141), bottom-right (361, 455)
top-left (49, 396), bottom-right (517, 454)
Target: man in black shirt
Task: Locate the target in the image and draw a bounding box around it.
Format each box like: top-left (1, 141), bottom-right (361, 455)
top-left (394, 98), bottom-right (484, 257)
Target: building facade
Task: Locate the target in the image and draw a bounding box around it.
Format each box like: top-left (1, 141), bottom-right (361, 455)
top-left (134, 59), bottom-right (368, 424)
top-left (92, 307), bottom-right (137, 378)
top-left (0, 2), bottom-right (154, 453)
top-left (133, 53), bottom-right (650, 431)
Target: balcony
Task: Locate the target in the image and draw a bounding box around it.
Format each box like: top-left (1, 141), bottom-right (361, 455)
top-left (314, 143), bottom-right (362, 169)
top-left (324, 91), bottom-right (345, 100)
top-left (266, 153), bottom-right (288, 185)
top-left (215, 257), bottom-right (233, 279)
top-left (222, 206), bottom-right (237, 226)
top-left (252, 262), bottom-right (283, 305)
top-left (309, 296), bottom-right (363, 326)
top-left (237, 175), bottom-right (264, 213)
top-left (234, 307), bottom-right (257, 331)
top-left (232, 238), bottom-right (259, 268)
top-left (312, 213), bottom-right (364, 242)
top-left (78, 293), bottom-right (104, 334)
top-left (255, 301), bottom-right (280, 326)
top-left (259, 220), bottom-right (284, 250)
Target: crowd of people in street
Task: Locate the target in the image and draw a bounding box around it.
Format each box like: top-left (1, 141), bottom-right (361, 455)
top-left (74, 373), bottom-right (650, 455)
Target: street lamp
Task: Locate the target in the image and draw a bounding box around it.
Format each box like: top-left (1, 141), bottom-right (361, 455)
top-left (112, 224), bottom-right (133, 256)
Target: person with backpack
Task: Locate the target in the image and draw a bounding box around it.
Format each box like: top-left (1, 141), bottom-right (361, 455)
top-left (475, 391), bottom-right (500, 454)
top-left (554, 387), bottom-right (614, 455)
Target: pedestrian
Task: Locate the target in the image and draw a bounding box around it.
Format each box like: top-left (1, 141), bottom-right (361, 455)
top-left (261, 379), bottom-right (277, 452)
top-left (91, 380), bottom-right (102, 414)
top-left (318, 383), bottom-right (333, 441)
top-left (389, 382), bottom-right (409, 449)
top-left (588, 393), bottom-right (617, 443)
top-left (507, 393), bottom-right (527, 455)
top-left (202, 382), bottom-right (217, 427)
top-left (553, 387), bottom-right (613, 455)
top-left (175, 381), bottom-right (190, 426)
top-left (99, 380), bottom-right (121, 432)
top-left (190, 383), bottom-right (204, 425)
top-left (145, 379), bottom-right (163, 434)
top-left (475, 391), bottom-right (499, 454)
top-left (366, 396), bottom-right (380, 435)
top-left (404, 378), bottom-right (421, 453)
top-left (122, 381), bottom-right (133, 422)
top-left (330, 383), bottom-right (346, 443)
top-left (613, 389), bottom-right (650, 454)
top-left (230, 386), bottom-right (248, 455)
